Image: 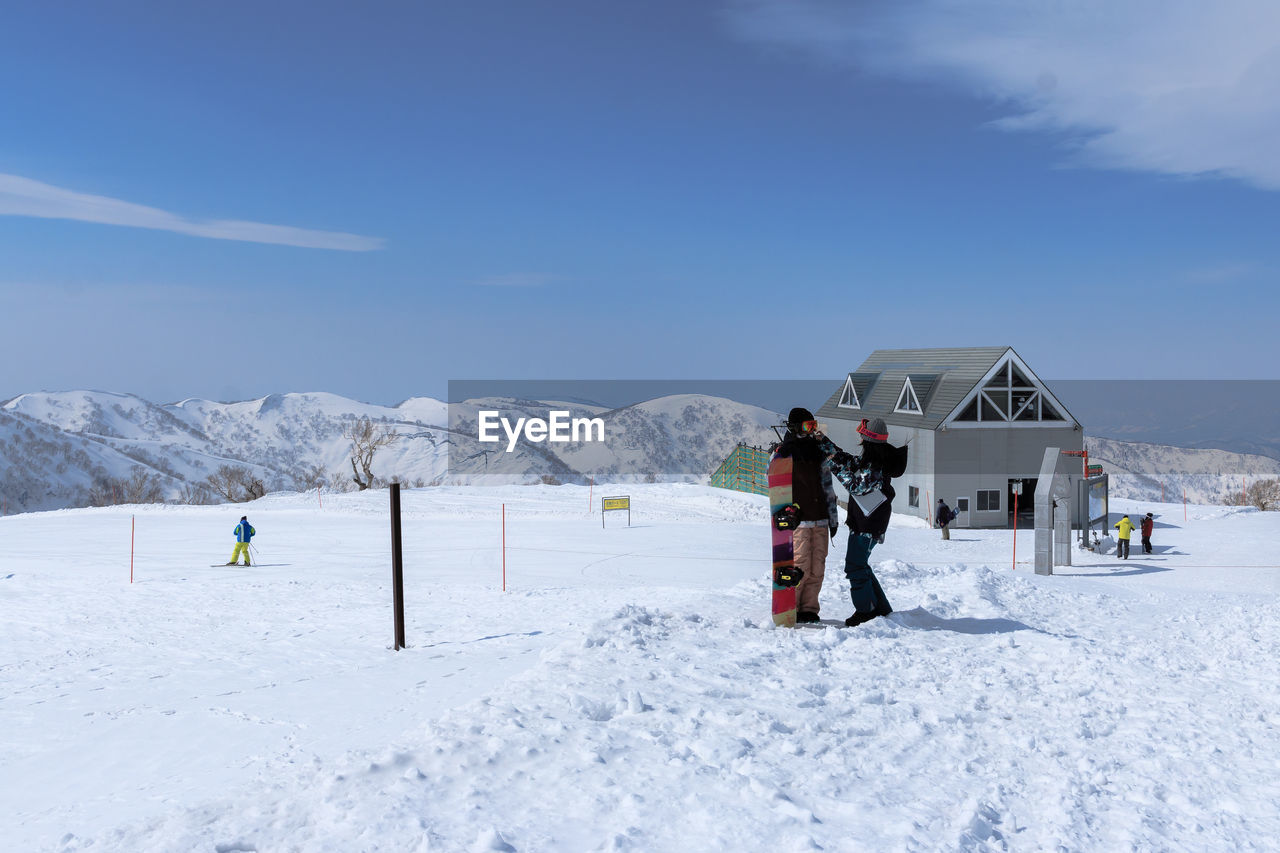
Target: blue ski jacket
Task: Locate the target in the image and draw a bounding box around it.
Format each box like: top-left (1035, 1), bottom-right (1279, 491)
top-left (234, 520), bottom-right (255, 543)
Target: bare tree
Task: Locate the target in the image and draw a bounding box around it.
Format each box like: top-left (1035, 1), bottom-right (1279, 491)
top-left (1246, 478), bottom-right (1280, 511)
top-left (206, 465), bottom-right (266, 503)
top-left (179, 482), bottom-right (216, 505)
top-left (88, 467), bottom-right (166, 506)
top-left (342, 416), bottom-right (399, 490)
top-left (290, 464), bottom-right (329, 492)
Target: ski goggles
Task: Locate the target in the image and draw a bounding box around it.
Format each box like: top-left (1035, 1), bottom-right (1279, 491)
top-left (794, 419), bottom-right (818, 434)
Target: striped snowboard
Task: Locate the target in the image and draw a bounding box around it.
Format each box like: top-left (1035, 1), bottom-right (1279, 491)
top-left (767, 452), bottom-right (797, 627)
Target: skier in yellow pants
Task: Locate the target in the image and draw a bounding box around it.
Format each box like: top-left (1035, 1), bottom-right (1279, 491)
top-left (227, 515), bottom-right (255, 566)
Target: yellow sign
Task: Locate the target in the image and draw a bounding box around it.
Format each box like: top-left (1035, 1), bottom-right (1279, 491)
top-left (602, 497), bottom-right (630, 511)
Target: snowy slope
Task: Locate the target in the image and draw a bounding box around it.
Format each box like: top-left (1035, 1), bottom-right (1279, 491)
top-left (1087, 435), bottom-right (1280, 504)
top-left (3, 486), bottom-right (1278, 851)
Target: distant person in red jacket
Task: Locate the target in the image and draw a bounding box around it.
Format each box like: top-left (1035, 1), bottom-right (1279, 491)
top-left (1140, 512), bottom-right (1154, 554)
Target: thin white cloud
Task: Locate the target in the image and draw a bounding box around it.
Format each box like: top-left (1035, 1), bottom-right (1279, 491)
top-left (724, 0), bottom-right (1280, 190)
top-left (0, 173), bottom-right (385, 251)
top-left (1183, 262), bottom-right (1257, 284)
top-left (471, 273), bottom-right (561, 287)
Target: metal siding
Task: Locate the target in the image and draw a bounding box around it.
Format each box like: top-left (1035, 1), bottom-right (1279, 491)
top-left (934, 426), bottom-right (1083, 528)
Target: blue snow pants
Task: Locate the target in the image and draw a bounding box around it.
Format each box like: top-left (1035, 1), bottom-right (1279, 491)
top-left (844, 532), bottom-right (892, 617)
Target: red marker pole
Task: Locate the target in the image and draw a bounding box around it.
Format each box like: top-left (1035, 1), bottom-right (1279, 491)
top-left (130, 515), bottom-right (135, 584)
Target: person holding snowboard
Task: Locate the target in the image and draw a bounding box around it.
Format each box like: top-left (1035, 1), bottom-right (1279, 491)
top-left (827, 418), bottom-right (908, 627)
top-left (777, 407), bottom-right (841, 624)
top-left (1140, 512), bottom-right (1154, 554)
top-left (227, 515), bottom-right (255, 566)
top-left (936, 498), bottom-right (955, 540)
top-left (1113, 514), bottom-right (1136, 559)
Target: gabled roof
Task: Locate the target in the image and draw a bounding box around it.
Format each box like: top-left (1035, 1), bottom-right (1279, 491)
top-left (815, 347), bottom-right (1079, 430)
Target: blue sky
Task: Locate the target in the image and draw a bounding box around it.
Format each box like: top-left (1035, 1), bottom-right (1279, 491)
top-left (3, 0), bottom-right (1279, 404)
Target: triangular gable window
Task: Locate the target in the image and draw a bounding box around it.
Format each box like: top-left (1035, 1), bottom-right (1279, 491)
top-left (837, 375), bottom-right (861, 409)
top-left (948, 351), bottom-right (1072, 425)
top-left (895, 378), bottom-right (922, 414)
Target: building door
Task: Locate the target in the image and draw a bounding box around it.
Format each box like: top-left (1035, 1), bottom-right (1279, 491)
top-left (1009, 478), bottom-right (1036, 528)
top-left (954, 497), bottom-right (970, 528)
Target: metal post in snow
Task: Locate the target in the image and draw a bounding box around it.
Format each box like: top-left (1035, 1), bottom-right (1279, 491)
top-left (1012, 491), bottom-right (1018, 571)
top-left (390, 483), bottom-right (405, 650)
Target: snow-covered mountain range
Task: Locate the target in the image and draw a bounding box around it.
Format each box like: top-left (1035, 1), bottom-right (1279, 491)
top-left (1, 389), bottom-right (1274, 513)
top-left (0, 390), bottom-right (780, 512)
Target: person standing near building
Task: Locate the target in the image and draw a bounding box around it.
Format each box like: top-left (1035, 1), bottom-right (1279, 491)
top-left (1114, 514), bottom-right (1136, 559)
top-left (936, 498), bottom-right (955, 540)
top-left (227, 515), bottom-right (255, 566)
top-left (778, 408), bottom-right (841, 624)
top-left (828, 418), bottom-right (908, 627)
top-left (1140, 512), bottom-right (1154, 554)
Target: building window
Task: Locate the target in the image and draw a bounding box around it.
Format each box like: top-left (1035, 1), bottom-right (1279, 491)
top-left (895, 378), bottom-right (922, 414)
top-left (952, 355), bottom-right (1069, 424)
top-left (908, 486), bottom-right (919, 507)
top-left (837, 374), bottom-right (861, 409)
top-left (976, 489), bottom-right (1000, 511)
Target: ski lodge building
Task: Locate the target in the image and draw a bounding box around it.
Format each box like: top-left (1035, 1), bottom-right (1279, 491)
top-left (815, 347), bottom-right (1084, 529)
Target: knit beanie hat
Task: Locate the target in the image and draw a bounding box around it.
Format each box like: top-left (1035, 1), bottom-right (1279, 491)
top-left (857, 417), bottom-right (889, 443)
top-left (787, 407), bottom-right (815, 430)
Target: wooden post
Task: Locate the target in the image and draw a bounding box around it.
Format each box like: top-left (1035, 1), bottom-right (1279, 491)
top-left (390, 483), bottom-right (405, 650)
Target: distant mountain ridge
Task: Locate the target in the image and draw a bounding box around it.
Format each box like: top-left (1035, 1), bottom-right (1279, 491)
top-left (0, 390), bottom-right (779, 512)
top-left (1, 389), bottom-right (1274, 513)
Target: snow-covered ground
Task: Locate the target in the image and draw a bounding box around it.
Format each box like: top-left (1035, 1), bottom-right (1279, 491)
top-left (3, 485), bottom-right (1279, 851)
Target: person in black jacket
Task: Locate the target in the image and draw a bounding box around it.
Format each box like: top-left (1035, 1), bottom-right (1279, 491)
top-left (827, 417), bottom-right (907, 627)
top-left (936, 498), bottom-right (955, 540)
top-left (776, 407), bottom-right (841, 624)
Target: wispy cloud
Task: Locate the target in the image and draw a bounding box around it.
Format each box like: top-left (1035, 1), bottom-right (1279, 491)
top-left (470, 273), bottom-right (562, 287)
top-left (1183, 262), bottom-right (1257, 284)
top-left (0, 173), bottom-right (385, 251)
top-left (724, 0), bottom-right (1280, 190)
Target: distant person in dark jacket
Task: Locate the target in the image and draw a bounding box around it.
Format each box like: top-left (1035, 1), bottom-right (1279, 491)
top-left (1140, 512), bottom-right (1154, 554)
top-left (827, 418), bottom-right (908, 627)
top-left (777, 407), bottom-right (842, 624)
top-left (936, 498), bottom-right (955, 540)
top-left (227, 515), bottom-right (255, 566)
